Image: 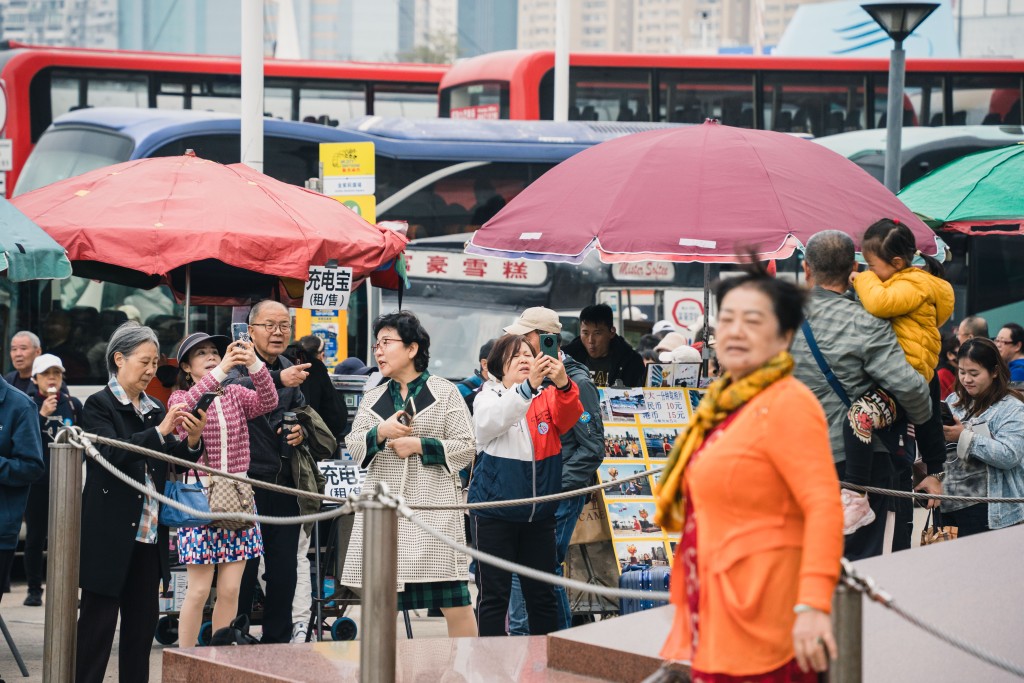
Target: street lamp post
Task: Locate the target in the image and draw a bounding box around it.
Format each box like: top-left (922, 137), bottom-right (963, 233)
top-left (861, 2), bottom-right (939, 193)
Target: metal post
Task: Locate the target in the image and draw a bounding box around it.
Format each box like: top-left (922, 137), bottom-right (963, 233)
top-left (883, 39), bottom-right (906, 194)
top-left (360, 486), bottom-right (397, 683)
top-left (43, 441), bottom-right (83, 683)
top-left (554, 0), bottom-right (570, 122)
top-left (828, 582), bottom-right (863, 683)
top-left (241, 0), bottom-right (265, 172)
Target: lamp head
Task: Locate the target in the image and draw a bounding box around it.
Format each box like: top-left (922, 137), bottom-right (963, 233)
top-left (861, 2), bottom-right (939, 43)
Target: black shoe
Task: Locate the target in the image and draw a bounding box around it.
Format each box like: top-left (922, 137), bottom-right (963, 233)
top-left (23, 591), bottom-right (42, 607)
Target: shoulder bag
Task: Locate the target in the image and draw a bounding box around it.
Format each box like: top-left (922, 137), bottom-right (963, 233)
top-left (159, 464), bottom-right (212, 528)
top-left (920, 509), bottom-right (958, 545)
top-left (206, 423), bottom-right (256, 531)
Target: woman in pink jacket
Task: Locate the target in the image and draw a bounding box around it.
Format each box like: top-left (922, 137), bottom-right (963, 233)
top-left (169, 332), bottom-right (278, 647)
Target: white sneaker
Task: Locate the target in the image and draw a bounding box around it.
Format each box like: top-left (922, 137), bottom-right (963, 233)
top-left (841, 490), bottom-right (876, 535)
top-left (291, 621), bottom-right (308, 644)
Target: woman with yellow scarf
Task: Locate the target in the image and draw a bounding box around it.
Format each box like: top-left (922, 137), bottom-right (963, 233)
top-left (648, 263), bottom-right (844, 683)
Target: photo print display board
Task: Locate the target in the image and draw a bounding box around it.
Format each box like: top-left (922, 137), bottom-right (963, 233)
top-left (595, 386), bottom-right (704, 574)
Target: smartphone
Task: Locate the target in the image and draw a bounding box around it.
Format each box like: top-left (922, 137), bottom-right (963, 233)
top-left (191, 392), bottom-right (218, 418)
top-left (231, 322), bottom-right (251, 344)
top-left (397, 396), bottom-right (416, 426)
top-left (940, 402), bottom-right (956, 426)
top-left (539, 333), bottom-right (560, 360)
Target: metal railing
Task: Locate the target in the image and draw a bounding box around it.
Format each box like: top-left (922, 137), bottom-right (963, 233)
top-left (42, 426), bottom-right (1024, 683)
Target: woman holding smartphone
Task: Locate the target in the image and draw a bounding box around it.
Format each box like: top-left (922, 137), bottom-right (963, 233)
top-left (169, 332), bottom-right (278, 647)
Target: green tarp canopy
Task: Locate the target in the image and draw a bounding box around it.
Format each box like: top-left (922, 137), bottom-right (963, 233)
top-left (0, 197), bottom-right (72, 282)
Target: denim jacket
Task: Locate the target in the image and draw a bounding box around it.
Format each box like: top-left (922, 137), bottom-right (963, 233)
top-left (947, 394), bottom-right (1024, 529)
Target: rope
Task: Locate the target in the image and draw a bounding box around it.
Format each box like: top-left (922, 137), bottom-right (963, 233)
top-left (842, 482), bottom-right (1024, 505)
top-left (840, 559), bottom-right (1024, 678)
top-left (408, 466), bottom-right (665, 511)
top-left (60, 426), bottom-right (350, 506)
top-left (389, 495), bottom-right (671, 603)
top-left (67, 430), bottom-right (355, 526)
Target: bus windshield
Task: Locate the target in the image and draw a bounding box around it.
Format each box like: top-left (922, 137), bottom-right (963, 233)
top-left (15, 128), bottom-right (134, 195)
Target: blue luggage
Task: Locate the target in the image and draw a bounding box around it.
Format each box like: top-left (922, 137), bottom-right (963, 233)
top-left (619, 564), bottom-right (671, 615)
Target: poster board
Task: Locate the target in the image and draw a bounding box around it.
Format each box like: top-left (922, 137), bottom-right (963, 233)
top-left (595, 386), bottom-right (705, 574)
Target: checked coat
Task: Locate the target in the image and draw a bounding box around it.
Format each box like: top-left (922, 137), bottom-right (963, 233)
top-left (341, 375), bottom-right (475, 591)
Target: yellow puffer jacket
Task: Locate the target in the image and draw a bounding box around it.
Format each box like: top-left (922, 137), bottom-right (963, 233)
top-left (852, 267), bottom-right (955, 382)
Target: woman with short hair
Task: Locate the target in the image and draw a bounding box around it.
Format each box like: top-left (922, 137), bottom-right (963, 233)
top-left (940, 337), bottom-right (1024, 536)
top-left (993, 323), bottom-right (1024, 384)
top-left (77, 322), bottom-right (206, 683)
top-left (341, 311), bottom-right (478, 637)
top-left (651, 262), bottom-right (843, 682)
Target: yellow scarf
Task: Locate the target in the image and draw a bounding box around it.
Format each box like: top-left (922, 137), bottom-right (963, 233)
top-left (654, 351), bottom-right (794, 533)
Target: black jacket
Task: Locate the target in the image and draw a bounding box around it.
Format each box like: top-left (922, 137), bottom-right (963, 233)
top-left (563, 335), bottom-right (647, 388)
top-left (33, 387), bottom-right (83, 473)
top-left (224, 353), bottom-right (306, 483)
top-left (299, 358), bottom-right (348, 442)
top-left (79, 387), bottom-right (202, 597)
top-left (557, 355), bottom-right (605, 491)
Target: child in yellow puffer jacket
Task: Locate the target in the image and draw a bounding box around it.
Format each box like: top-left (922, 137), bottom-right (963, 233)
top-left (839, 219), bottom-right (954, 535)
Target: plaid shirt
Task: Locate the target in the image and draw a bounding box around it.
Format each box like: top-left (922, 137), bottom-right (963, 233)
top-left (108, 377), bottom-right (162, 544)
top-left (365, 371), bottom-right (447, 468)
top-left (791, 287), bottom-right (932, 463)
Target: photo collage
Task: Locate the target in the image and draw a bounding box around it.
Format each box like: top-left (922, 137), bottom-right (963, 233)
top-left (595, 387), bottom-right (704, 574)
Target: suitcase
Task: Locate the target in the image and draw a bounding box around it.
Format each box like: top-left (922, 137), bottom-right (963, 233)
top-left (618, 564), bottom-right (671, 615)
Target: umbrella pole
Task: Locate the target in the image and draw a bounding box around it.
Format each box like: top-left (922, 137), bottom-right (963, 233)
top-left (700, 264), bottom-right (711, 384)
top-left (184, 264), bottom-right (191, 337)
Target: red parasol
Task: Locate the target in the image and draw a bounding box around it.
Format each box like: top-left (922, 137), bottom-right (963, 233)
top-left (468, 120), bottom-right (942, 264)
top-left (12, 152), bottom-right (407, 306)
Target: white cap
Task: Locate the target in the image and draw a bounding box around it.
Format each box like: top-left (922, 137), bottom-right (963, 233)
top-left (32, 353), bottom-right (65, 377)
top-left (652, 320), bottom-right (675, 335)
top-left (504, 307), bottom-right (562, 335)
top-left (654, 332), bottom-right (689, 353)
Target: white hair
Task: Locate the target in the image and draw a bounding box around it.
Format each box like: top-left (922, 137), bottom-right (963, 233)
top-left (11, 330), bottom-right (41, 349)
top-left (105, 322), bottom-right (160, 376)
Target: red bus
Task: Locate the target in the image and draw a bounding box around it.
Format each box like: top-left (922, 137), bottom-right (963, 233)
top-left (0, 42), bottom-right (448, 193)
top-left (438, 50), bottom-right (1023, 136)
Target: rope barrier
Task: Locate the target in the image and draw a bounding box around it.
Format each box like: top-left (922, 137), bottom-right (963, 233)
top-left (66, 430), bottom-right (355, 526)
top-left (408, 465), bottom-right (665, 511)
top-left (389, 494), bottom-right (671, 603)
top-left (842, 482), bottom-right (1024, 504)
top-left (839, 559), bottom-right (1024, 678)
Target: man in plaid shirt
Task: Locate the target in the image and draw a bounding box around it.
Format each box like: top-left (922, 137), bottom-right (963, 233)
top-left (791, 230), bottom-right (933, 559)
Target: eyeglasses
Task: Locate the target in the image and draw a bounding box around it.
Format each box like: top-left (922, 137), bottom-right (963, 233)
top-left (251, 322), bottom-right (292, 333)
top-left (994, 338), bottom-right (1014, 345)
top-left (372, 337), bottom-right (403, 352)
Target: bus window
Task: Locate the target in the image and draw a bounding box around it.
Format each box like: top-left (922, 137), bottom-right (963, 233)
top-left (762, 71), bottom-right (866, 136)
top-left (298, 85), bottom-right (366, 125)
top-left (447, 82), bottom-right (508, 120)
top-left (660, 70), bottom-right (754, 126)
top-left (951, 74), bottom-right (1023, 125)
top-left (13, 127), bottom-right (134, 196)
top-left (376, 159), bottom-right (556, 240)
top-left (373, 88), bottom-right (439, 119)
top-left (50, 75), bottom-right (81, 122)
top-left (555, 67), bottom-right (653, 122)
top-left (265, 86), bottom-right (295, 120)
top-left (872, 72), bottom-right (944, 128)
top-left (45, 71), bottom-right (149, 121)
top-left (148, 134), bottom-right (320, 187)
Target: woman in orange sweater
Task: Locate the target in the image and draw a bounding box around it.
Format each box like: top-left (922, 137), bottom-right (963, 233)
top-left (650, 262), bottom-right (844, 683)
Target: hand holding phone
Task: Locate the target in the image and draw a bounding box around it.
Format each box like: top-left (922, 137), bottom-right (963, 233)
top-left (231, 322), bottom-right (251, 344)
top-left (191, 392), bottom-right (218, 418)
top-left (940, 402), bottom-right (956, 427)
top-left (539, 333), bottom-right (560, 360)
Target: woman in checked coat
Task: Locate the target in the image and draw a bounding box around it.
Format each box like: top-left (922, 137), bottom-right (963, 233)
top-left (341, 311), bottom-right (477, 637)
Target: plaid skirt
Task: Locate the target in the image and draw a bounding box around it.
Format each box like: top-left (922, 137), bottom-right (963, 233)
top-left (397, 580), bottom-right (471, 610)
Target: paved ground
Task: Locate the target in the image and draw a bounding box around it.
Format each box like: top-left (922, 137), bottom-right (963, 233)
top-left (0, 581), bottom-right (450, 682)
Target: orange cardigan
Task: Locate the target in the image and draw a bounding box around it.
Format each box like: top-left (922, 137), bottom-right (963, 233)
top-left (660, 376), bottom-right (843, 676)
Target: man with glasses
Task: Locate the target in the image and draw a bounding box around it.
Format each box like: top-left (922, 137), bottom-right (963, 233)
top-left (225, 300), bottom-right (311, 643)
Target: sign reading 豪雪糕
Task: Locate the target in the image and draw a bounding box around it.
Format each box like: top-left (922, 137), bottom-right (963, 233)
top-left (404, 250), bottom-right (547, 286)
top-left (303, 265), bottom-right (353, 311)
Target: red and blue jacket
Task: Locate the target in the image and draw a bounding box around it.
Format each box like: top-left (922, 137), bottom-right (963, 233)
top-left (469, 378), bottom-right (582, 522)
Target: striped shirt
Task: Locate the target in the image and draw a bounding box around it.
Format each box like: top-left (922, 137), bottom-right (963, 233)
top-left (791, 287), bottom-right (932, 463)
top-left (107, 376), bottom-right (161, 543)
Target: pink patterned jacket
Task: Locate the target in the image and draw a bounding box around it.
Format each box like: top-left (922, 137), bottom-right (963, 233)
top-left (169, 362), bottom-right (278, 475)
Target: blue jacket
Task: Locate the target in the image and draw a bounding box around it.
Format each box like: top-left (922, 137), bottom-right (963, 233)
top-left (0, 377), bottom-right (45, 549)
top-left (948, 393), bottom-right (1024, 529)
top-left (470, 379), bottom-right (582, 522)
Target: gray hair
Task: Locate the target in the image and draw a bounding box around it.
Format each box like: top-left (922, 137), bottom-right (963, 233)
top-left (11, 330), bottom-right (41, 349)
top-left (960, 315), bottom-right (989, 339)
top-left (804, 230), bottom-right (855, 288)
top-left (105, 322), bottom-right (160, 376)
top-left (248, 299), bottom-right (288, 324)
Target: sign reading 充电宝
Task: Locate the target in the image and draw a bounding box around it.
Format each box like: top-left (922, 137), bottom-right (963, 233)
top-left (303, 265), bottom-right (353, 311)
